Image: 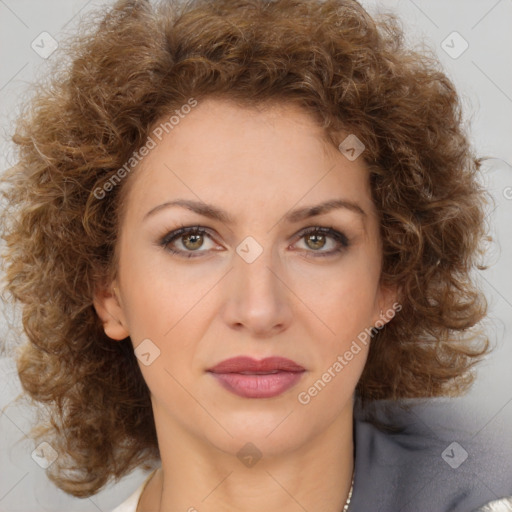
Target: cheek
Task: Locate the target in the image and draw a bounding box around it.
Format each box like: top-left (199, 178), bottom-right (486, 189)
top-left (117, 242), bottom-right (208, 339)
top-left (294, 274), bottom-right (378, 387)
top-left (295, 259), bottom-right (379, 332)
top-left (295, 270), bottom-right (375, 406)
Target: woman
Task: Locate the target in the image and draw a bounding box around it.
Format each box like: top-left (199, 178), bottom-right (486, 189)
top-left (1, 0), bottom-right (509, 510)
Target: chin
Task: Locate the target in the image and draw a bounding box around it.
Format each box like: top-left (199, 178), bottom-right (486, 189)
top-left (202, 413), bottom-right (316, 459)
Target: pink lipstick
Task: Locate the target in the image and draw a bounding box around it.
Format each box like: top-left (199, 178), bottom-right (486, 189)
top-left (207, 356), bottom-right (305, 398)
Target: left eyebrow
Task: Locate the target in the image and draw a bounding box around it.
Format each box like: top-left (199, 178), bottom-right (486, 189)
top-left (282, 199), bottom-right (366, 223)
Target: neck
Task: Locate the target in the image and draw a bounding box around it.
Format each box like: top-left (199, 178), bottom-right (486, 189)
top-left (140, 405), bottom-right (355, 512)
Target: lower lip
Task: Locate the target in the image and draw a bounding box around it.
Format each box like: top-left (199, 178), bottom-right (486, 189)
top-left (209, 371), bottom-right (305, 398)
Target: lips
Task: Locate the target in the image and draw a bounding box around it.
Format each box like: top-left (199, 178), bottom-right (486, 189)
top-left (207, 356), bottom-right (305, 398)
top-left (207, 356), bottom-right (305, 374)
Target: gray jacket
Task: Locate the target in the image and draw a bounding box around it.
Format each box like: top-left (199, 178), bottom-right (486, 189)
top-left (350, 397), bottom-right (512, 511)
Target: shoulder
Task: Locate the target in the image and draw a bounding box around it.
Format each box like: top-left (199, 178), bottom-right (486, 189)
top-left (350, 397), bottom-right (512, 512)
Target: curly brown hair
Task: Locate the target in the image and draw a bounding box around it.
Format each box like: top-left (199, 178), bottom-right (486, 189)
top-left (0, 0), bottom-right (493, 498)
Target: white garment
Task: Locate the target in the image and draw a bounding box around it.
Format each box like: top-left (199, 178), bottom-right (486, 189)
top-left (474, 497), bottom-right (512, 511)
top-left (111, 469), bottom-right (158, 512)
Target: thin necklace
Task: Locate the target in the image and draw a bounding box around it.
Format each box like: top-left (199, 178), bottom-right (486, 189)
top-left (343, 474), bottom-right (354, 512)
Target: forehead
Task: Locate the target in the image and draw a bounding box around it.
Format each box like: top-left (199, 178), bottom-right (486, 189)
top-left (120, 97), bottom-right (376, 224)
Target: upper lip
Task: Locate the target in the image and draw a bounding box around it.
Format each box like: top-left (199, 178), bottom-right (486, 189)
top-left (207, 356), bottom-right (305, 374)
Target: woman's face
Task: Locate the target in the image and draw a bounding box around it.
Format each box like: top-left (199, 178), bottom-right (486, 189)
top-left (94, 97), bottom-right (397, 457)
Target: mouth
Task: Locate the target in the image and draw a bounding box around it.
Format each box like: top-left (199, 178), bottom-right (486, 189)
top-left (207, 356), bottom-right (306, 398)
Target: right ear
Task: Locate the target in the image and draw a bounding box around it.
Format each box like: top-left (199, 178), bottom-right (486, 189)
top-left (93, 281), bottom-right (130, 340)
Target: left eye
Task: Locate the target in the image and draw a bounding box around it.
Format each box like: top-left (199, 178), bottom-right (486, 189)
top-left (293, 226), bottom-right (350, 257)
top-left (159, 225), bottom-right (350, 258)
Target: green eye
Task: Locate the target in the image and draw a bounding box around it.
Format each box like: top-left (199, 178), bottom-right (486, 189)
top-left (160, 226), bottom-right (215, 258)
top-left (294, 226), bottom-right (350, 257)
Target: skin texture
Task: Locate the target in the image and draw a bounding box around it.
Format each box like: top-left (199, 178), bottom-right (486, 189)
top-left (94, 98), bottom-right (397, 512)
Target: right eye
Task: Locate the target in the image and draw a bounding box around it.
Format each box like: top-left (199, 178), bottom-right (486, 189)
top-left (159, 225), bottom-right (223, 258)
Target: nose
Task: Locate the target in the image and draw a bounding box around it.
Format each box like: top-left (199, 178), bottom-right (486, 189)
top-left (220, 242), bottom-right (293, 338)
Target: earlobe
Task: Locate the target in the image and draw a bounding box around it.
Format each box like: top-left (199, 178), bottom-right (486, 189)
top-left (93, 282), bottom-right (130, 341)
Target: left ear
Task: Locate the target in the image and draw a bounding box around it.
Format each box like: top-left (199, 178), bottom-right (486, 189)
top-left (373, 283), bottom-right (402, 328)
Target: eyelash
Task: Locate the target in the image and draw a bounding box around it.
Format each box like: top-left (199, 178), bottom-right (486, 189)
top-left (158, 225), bottom-right (350, 259)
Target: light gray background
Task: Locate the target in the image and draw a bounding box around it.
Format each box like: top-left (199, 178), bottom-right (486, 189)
top-left (0, 1), bottom-right (511, 511)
